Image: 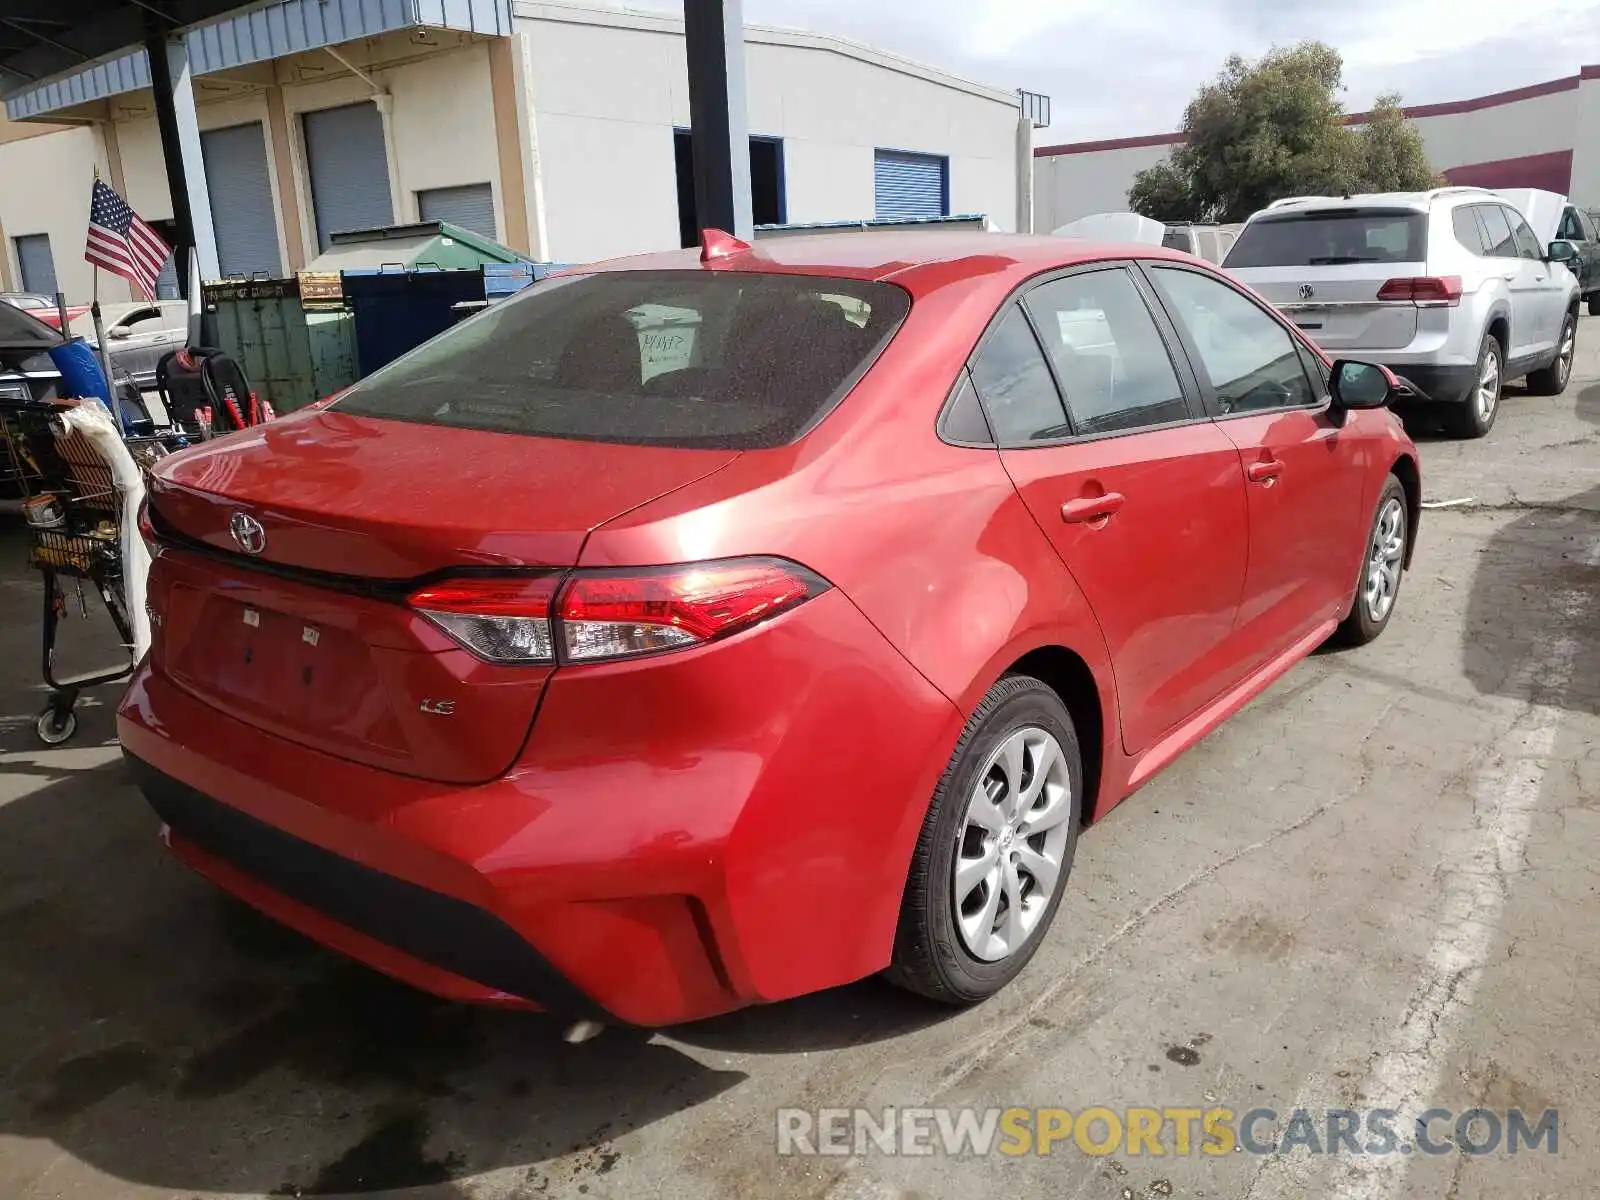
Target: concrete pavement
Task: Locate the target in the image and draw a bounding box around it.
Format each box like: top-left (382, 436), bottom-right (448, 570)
top-left (1, 318), bottom-right (1597, 1200)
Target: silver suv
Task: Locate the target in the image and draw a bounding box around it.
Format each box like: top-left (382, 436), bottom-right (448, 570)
top-left (1223, 187), bottom-right (1580, 438)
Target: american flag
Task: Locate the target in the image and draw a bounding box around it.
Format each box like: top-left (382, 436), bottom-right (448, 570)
top-left (84, 178), bottom-right (171, 300)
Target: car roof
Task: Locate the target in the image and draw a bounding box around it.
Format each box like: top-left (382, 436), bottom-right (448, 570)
top-left (579, 232), bottom-right (1208, 298)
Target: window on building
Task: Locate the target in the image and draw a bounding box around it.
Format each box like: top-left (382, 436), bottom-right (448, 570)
top-left (1024, 269), bottom-right (1191, 435)
top-left (873, 149), bottom-right (949, 221)
top-left (13, 234), bottom-right (57, 295)
top-left (418, 183), bottom-right (497, 241)
top-left (673, 131), bottom-right (787, 248)
top-left (1150, 267), bottom-right (1318, 416)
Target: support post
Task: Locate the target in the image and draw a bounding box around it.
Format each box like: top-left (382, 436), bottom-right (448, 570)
top-left (1015, 114), bottom-right (1035, 234)
top-left (683, 0), bottom-right (753, 240)
top-left (142, 16), bottom-right (220, 292)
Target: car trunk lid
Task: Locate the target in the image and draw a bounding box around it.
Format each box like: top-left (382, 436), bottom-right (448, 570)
top-left (1231, 264), bottom-right (1424, 350)
top-left (146, 409), bottom-right (738, 783)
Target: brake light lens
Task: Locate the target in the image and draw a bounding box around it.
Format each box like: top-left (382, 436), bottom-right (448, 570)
top-left (407, 559), bottom-right (828, 666)
top-left (1377, 276), bottom-right (1462, 306)
top-left (560, 558), bottom-right (828, 662)
top-left (408, 576), bottom-right (559, 664)
top-left (136, 497), bottom-right (157, 553)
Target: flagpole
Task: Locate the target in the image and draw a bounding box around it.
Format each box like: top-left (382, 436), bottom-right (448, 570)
top-left (89, 265), bottom-right (126, 436)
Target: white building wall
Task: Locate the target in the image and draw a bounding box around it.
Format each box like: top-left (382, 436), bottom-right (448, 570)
top-left (516, 3), bottom-right (1021, 263)
top-left (1570, 74), bottom-right (1600, 206)
top-left (0, 124), bottom-right (133, 303)
top-left (1034, 141), bottom-right (1174, 231)
top-left (1398, 88), bottom-right (1578, 171)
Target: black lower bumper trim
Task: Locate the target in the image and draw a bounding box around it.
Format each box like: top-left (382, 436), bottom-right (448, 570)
top-left (1388, 363), bottom-right (1476, 406)
top-left (127, 755), bottom-right (604, 1018)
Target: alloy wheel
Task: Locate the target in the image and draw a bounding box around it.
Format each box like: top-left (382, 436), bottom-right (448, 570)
top-left (953, 726), bottom-right (1074, 962)
top-left (1477, 345), bottom-right (1500, 423)
top-left (1556, 320), bottom-right (1575, 388)
top-left (1365, 496), bottom-right (1406, 622)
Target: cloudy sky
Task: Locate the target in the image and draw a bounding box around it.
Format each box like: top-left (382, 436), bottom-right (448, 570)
top-left (639, 0), bottom-right (1600, 143)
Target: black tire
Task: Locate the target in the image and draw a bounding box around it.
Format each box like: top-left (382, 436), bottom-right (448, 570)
top-left (1587, 293), bottom-right (1599, 317)
top-left (1526, 311), bottom-right (1577, 396)
top-left (886, 675), bottom-right (1082, 1005)
top-left (1441, 333), bottom-right (1501, 439)
top-left (1334, 475), bottom-right (1409, 647)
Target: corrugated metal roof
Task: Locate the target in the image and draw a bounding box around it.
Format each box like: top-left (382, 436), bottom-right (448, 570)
top-left (4, 0), bottom-right (511, 120)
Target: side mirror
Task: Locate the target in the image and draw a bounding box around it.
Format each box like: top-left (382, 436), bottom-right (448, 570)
top-left (1329, 359), bottom-right (1395, 413)
top-left (108, 325), bottom-right (132, 340)
top-left (1547, 239), bottom-right (1578, 264)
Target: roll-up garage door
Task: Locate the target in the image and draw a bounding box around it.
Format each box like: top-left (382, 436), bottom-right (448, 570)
top-left (873, 150), bottom-right (949, 220)
top-left (417, 184), bottom-right (496, 241)
top-left (14, 234), bottom-right (56, 294)
top-left (302, 102), bottom-right (394, 252)
top-left (202, 122), bottom-right (282, 278)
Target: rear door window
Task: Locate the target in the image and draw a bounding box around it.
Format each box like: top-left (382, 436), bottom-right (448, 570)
top-left (1224, 210), bottom-right (1426, 267)
top-left (1452, 207), bottom-right (1488, 256)
top-left (1024, 268), bottom-right (1192, 435)
top-left (969, 306), bottom-right (1068, 444)
top-left (335, 271), bottom-right (909, 449)
top-left (1477, 205), bottom-right (1517, 258)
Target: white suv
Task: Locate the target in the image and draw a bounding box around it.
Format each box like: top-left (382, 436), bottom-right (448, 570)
top-left (1223, 187), bottom-right (1580, 438)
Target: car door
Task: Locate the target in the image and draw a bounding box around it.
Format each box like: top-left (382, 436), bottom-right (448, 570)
top-left (1506, 207), bottom-right (1563, 354)
top-left (111, 307), bottom-right (171, 385)
top-left (1476, 204), bottom-right (1548, 362)
top-left (1144, 262), bottom-right (1368, 669)
top-left (979, 263), bottom-right (1252, 755)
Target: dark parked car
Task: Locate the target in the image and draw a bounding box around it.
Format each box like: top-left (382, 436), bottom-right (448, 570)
top-left (1555, 204), bottom-right (1600, 314)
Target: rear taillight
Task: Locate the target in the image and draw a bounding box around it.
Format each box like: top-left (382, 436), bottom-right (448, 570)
top-left (1377, 276), bottom-right (1462, 306)
top-left (408, 558), bottom-right (828, 666)
top-left (409, 576), bottom-right (560, 664)
top-left (136, 497), bottom-right (157, 553)
top-left (560, 558), bottom-right (827, 662)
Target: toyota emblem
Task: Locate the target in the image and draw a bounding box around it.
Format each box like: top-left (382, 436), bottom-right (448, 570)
top-left (229, 511), bottom-right (266, 555)
top-left (1298, 284), bottom-right (1316, 300)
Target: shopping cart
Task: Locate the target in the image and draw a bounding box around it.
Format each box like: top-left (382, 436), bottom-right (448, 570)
top-left (2, 399), bottom-right (172, 744)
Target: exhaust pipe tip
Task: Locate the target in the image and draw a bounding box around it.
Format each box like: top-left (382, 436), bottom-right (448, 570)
top-left (563, 1019), bottom-right (605, 1044)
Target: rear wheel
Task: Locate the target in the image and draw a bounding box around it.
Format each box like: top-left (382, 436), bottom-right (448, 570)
top-left (1334, 475), bottom-right (1409, 647)
top-left (1526, 311), bottom-right (1576, 396)
top-left (1441, 334), bottom-right (1501, 439)
top-left (887, 675), bottom-right (1082, 1005)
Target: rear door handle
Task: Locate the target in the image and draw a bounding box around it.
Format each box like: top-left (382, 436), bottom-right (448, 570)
top-left (1060, 493), bottom-right (1125, 524)
top-left (1246, 459), bottom-right (1284, 485)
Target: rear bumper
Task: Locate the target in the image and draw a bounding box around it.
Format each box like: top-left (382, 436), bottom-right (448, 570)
top-left (1386, 363), bottom-right (1478, 406)
top-left (117, 587), bottom-right (962, 1025)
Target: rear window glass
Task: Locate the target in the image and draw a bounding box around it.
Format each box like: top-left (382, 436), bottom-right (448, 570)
top-left (0, 297), bottom-right (61, 349)
top-left (334, 270), bottom-right (910, 449)
top-left (1223, 210), bottom-right (1426, 268)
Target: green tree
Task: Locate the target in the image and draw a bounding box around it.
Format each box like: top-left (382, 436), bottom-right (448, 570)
top-left (1128, 42), bottom-right (1434, 224)
top-left (1357, 93), bottom-right (1438, 193)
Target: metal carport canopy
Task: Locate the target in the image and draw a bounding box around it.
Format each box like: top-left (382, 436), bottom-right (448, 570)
top-left (0, 0), bottom-right (247, 96)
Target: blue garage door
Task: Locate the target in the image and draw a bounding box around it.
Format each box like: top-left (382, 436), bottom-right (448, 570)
top-left (14, 234), bottom-right (56, 294)
top-left (874, 150), bottom-right (949, 220)
top-left (303, 102), bottom-right (394, 251)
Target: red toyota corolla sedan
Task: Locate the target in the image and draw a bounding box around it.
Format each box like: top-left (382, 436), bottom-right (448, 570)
top-left (120, 231), bottom-right (1420, 1026)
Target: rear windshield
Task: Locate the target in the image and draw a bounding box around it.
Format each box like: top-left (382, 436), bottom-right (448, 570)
top-left (1224, 209), bottom-right (1426, 268)
top-left (0, 297), bottom-right (61, 350)
top-left (334, 270), bottom-right (911, 449)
